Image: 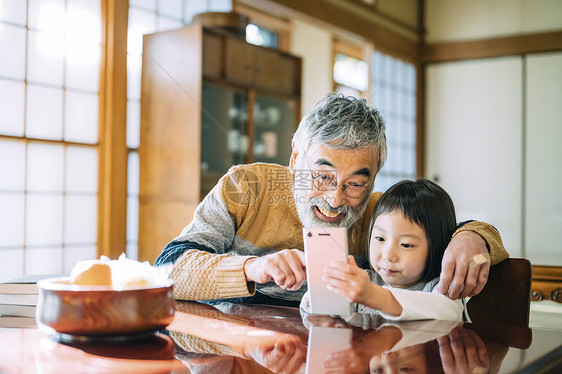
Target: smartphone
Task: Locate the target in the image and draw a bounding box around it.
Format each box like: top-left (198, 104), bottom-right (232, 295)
top-left (306, 325), bottom-right (352, 374)
top-left (303, 227), bottom-right (351, 315)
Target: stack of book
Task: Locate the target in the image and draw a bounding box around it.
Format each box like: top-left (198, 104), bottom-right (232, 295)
top-left (0, 274), bottom-right (61, 328)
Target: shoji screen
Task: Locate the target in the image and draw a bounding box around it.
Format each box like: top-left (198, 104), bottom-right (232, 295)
top-left (425, 57), bottom-right (523, 256)
top-left (0, 0), bottom-right (101, 281)
top-left (371, 51), bottom-right (417, 192)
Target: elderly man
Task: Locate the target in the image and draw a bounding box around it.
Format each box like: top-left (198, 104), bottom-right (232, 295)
top-left (155, 93), bottom-right (508, 307)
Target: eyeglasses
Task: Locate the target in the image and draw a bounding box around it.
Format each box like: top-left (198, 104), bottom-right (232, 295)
top-left (311, 171), bottom-right (370, 199)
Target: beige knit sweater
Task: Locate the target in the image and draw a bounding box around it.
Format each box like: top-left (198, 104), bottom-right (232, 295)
top-left (157, 163), bottom-right (509, 302)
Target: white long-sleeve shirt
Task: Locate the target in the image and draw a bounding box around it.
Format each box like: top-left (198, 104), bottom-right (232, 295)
top-left (301, 269), bottom-right (467, 322)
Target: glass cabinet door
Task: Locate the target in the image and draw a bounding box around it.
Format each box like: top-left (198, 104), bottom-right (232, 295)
top-left (201, 83), bottom-right (249, 196)
top-left (253, 95), bottom-right (296, 166)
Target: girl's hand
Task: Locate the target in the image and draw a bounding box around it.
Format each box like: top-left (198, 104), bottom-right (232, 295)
top-left (323, 256), bottom-right (376, 304)
top-left (322, 326), bottom-right (402, 374)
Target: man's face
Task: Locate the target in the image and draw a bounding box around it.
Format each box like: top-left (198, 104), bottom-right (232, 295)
top-left (289, 142), bottom-right (378, 228)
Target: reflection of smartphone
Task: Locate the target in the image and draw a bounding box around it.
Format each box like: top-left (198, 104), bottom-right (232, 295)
top-left (303, 227), bottom-right (351, 315)
top-left (306, 326), bottom-right (352, 374)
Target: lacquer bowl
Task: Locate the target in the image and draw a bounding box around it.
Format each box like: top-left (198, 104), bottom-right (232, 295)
top-left (36, 277), bottom-right (175, 340)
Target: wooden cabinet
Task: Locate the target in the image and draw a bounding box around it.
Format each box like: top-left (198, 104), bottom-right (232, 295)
top-left (202, 32), bottom-right (222, 79)
top-left (221, 36), bottom-right (300, 94)
top-left (532, 266), bottom-right (562, 303)
top-left (139, 25), bottom-right (301, 262)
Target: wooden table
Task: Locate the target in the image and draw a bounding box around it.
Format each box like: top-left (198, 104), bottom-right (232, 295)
top-left (1, 300), bottom-right (561, 373)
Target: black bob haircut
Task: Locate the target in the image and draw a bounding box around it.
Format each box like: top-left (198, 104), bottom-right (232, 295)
top-left (369, 179), bottom-right (457, 282)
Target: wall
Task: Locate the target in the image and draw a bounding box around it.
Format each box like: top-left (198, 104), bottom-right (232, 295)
top-left (376, 0), bottom-right (418, 29)
top-left (426, 0), bottom-right (562, 42)
top-left (425, 57), bottom-right (523, 256)
top-left (424, 0), bottom-right (562, 262)
top-left (289, 19), bottom-right (333, 114)
top-left (525, 52), bottom-right (562, 265)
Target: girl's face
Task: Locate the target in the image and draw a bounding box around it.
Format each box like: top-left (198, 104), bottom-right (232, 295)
top-left (369, 210), bottom-right (429, 288)
top-left (369, 345), bottom-right (429, 374)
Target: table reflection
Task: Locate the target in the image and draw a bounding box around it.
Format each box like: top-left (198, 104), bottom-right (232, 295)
top-left (166, 302), bottom-right (535, 374)
top-left (58, 332), bottom-right (176, 361)
top-left (303, 315), bottom-right (459, 374)
top-left (0, 328), bottom-right (186, 373)
top-left (0, 300), bottom-right (553, 374)
top-left (168, 301), bottom-right (307, 373)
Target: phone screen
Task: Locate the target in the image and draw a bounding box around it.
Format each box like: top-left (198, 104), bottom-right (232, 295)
top-left (303, 227), bottom-right (351, 315)
top-left (306, 325), bottom-right (352, 373)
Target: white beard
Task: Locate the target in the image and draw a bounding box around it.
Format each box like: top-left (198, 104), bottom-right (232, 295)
top-left (293, 190), bottom-right (370, 229)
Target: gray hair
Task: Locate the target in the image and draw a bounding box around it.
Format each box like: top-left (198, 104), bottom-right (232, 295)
top-left (292, 93), bottom-right (387, 172)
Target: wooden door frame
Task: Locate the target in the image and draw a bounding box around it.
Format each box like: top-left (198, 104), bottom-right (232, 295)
top-left (97, 0), bottom-right (129, 259)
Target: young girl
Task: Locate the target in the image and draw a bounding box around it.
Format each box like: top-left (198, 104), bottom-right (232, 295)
top-left (302, 179), bottom-right (468, 321)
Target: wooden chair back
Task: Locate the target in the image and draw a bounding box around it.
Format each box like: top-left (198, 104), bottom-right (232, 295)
top-left (467, 258), bottom-right (532, 328)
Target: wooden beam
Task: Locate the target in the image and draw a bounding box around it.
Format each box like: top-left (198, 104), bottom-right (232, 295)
top-left (415, 0), bottom-right (425, 179)
top-left (98, 0), bottom-right (129, 259)
top-left (234, 3), bottom-right (293, 52)
top-left (346, 0), bottom-right (419, 34)
top-left (238, 0), bottom-right (420, 61)
top-left (424, 31), bottom-right (562, 63)
top-left (333, 39), bottom-right (365, 60)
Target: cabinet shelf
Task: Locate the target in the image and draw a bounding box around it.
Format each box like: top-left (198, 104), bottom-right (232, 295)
top-left (139, 25), bottom-right (302, 259)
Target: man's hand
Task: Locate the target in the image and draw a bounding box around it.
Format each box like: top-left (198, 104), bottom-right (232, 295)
top-left (246, 338), bottom-right (306, 374)
top-left (437, 231), bottom-right (491, 299)
top-left (438, 326), bottom-right (490, 374)
top-left (244, 249), bottom-right (306, 291)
